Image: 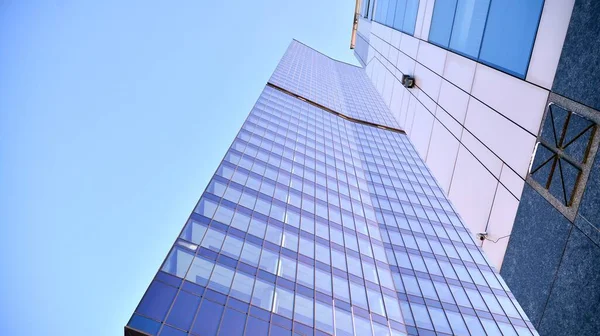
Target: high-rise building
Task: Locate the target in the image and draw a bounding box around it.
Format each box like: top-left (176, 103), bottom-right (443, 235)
top-left (352, 0), bottom-right (600, 334)
top-left (125, 40), bottom-right (538, 336)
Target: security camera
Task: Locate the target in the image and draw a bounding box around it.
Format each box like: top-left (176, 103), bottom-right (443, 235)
top-left (476, 232), bottom-right (488, 241)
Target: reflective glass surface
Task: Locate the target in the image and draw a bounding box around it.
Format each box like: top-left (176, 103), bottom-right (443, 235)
top-left (373, 0), bottom-right (420, 36)
top-left (428, 0), bottom-right (545, 78)
top-left (127, 41), bottom-right (537, 336)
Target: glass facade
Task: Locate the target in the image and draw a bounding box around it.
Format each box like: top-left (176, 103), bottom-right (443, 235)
top-left (428, 0), bottom-right (545, 78)
top-left (372, 0), bottom-right (420, 36)
top-left (126, 40), bottom-right (537, 336)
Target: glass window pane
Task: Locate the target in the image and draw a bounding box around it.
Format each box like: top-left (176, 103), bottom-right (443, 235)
top-left (354, 315), bottom-right (373, 336)
top-left (393, 0), bottom-right (407, 30)
top-left (315, 268), bottom-right (332, 295)
top-left (463, 314), bottom-right (486, 335)
top-left (299, 236), bottom-right (315, 258)
top-left (384, 294), bottom-right (403, 322)
top-left (251, 279), bottom-right (274, 311)
top-left (315, 242), bottom-right (331, 265)
top-left (331, 249), bottom-right (347, 271)
top-left (277, 255), bottom-right (297, 281)
top-left (411, 303), bottom-right (433, 330)
top-left (185, 256), bottom-right (214, 286)
top-left (315, 301), bottom-right (334, 333)
top-left (200, 228), bottom-right (225, 251)
top-left (362, 261), bottom-right (379, 284)
top-left (259, 249), bottom-right (279, 274)
top-left (446, 310), bottom-right (469, 335)
top-left (335, 308), bottom-right (354, 336)
top-left (195, 198), bottom-right (218, 218)
top-left (428, 306), bottom-right (452, 334)
top-left (207, 264), bottom-right (235, 294)
top-left (230, 271), bottom-right (254, 302)
top-left (191, 300), bottom-right (223, 336)
top-left (180, 219), bottom-right (207, 244)
top-left (429, 0), bottom-right (457, 47)
top-left (449, 0), bottom-right (490, 58)
top-left (367, 288), bottom-right (386, 316)
top-left (283, 230), bottom-right (298, 251)
top-left (333, 275), bottom-right (350, 302)
top-left (221, 235), bottom-right (244, 259)
top-left (297, 262), bottom-right (314, 287)
top-left (273, 286), bottom-right (294, 318)
top-left (162, 245), bottom-right (195, 278)
top-left (402, 0), bottom-right (419, 35)
top-left (373, 323), bottom-right (390, 336)
top-left (350, 281), bottom-right (369, 309)
top-left (294, 294), bottom-right (314, 326)
top-left (240, 241), bottom-right (261, 266)
top-left (478, 0), bottom-right (544, 77)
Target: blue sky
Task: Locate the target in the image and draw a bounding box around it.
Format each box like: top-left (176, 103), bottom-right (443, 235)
top-left (0, 1), bottom-right (358, 335)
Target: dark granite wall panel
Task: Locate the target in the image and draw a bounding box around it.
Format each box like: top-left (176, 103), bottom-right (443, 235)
top-left (552, 0), bottom-right (600, 111)
top-left (501, 185), bottom-right (572, 326)
top-left (537, 229), bottom-right (600, 336)
top-left (578, 146), bottom-right (600, 233)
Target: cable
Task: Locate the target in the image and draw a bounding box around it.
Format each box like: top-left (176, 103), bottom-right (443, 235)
top-left (484, 234), bottom-right (511, 244)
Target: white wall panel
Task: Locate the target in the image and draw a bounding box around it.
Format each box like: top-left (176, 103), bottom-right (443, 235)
top-left (435, 105), bottom-right (463, 138)
top-left (471, 63), bottom-right (549, 135)
top-left (483, 185), bottom-right (520, 270)
top-left (426, 120), bottom-right (460, 193)
top-left (460, 129), bottom-right (503, 178)
top-left (416, 41), bottom-right (447, 76)
top-left (449, 146), bottom-right (498, 241)
top-left (464, 98), bottom-right (537, 178)
top-left (526, 0), bottom-right (575, 89)
top-left (500, 164), bottom-right (526, 200)
top-left (409, 101), bottom-right (435, 159)
top-left (399, 34), bottom-right (419, 59)
top-left (414, 63), bottom-right (442, 101)
top-left (443, 52), bottom-right (477, 93)
top-left (437, 80), bottom-right (469, 124)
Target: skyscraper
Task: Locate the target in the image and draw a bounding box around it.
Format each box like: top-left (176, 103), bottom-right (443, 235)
top-left (352, 1), bottom-right (600, 334)
top-left (125, 41), bottom-right (538, 336)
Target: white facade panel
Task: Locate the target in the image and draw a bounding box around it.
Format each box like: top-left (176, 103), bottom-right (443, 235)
top-left (464, 98), bottom-right (537, 178)
top-left (414, 63), bottom-right (442, 101)
top-left (449, 146), bottom-right (498, 242)
top-left (526, 0), bottom-right (575, 89)
top-left (434, 105), bottom-right (463, 139)
top-left (471, 63), bottom-right (549, 135)
top-left (416, 41), bottom-right (447, 76)
top-left (483, 185), bottom-right (520, 270)
top-left (426, 120), bottom-right (460, 193)
top-left (437, 80), bottom-right (469, 124)
top-left (442, 52), bottom-right (477, 93)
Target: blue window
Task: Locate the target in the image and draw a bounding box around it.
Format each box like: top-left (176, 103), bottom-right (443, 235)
top-left (136, 281), bottom-right (177, 322)
top-left (429, 0), bottom-right (545, 78)
top-left (245, 316), bottom-right (269, 336)
top-left (374, 0), bottom-right (420, 35)
top-left (403, 0), bottom-right (419, 35)
top-left (428, 0), bottom-right (458, 47)
top-left (159, 326), bottom-right (187, 336)
top-left (166, 291), bottom-right (201, 331)
top-left (449, 0), bottom-right (490, 58)
top-left (128, 314), bottom-right (161, 335)
top-left (191, 299), bottom-right (224, 336)
top-left (478, 0), bottom-right (544, 77)
top-left (218, 308), bottom-right (247, 336)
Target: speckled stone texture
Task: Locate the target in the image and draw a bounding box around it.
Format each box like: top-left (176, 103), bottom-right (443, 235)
top-left (577, 146), bottom-right (600, 234)
top-left (501, 185), bottom-right (572, 326)
top-left (552, 0), bottom-right (600, 112)
top-left (537, 229), bottom-right (600, 336)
